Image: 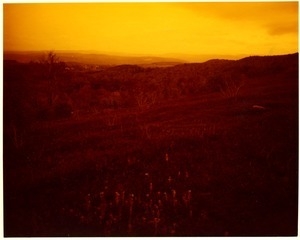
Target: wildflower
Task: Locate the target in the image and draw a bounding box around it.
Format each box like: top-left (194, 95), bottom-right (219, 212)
top-left (163, 192), bottom-right (168, 201)
top-left (85, 193), bottom-right (91, 211)
top-left (115, 191), bottom-right (120, 205)
top-left (171, 189), bottom-right (176, 198)
top-left (149, 182), bottom-right (153, 192)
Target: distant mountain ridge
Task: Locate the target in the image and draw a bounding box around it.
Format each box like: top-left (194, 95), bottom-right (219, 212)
top-left (3, 51), bottom-right (186, 66)
top-left (3, 51), bottom-right (298, 69)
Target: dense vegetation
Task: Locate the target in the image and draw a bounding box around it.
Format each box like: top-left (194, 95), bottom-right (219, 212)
top-left (3, 53), bottom-right (298, 236)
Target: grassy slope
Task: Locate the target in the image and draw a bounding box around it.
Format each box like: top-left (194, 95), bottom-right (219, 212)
top-left (4, 70), bottom-right (298, 236)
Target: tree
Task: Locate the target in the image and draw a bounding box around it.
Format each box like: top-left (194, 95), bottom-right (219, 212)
top-left (41, 51), bottom-right (61, 106)
top-left (217, 70), bottom-right (245, 99)
top-left (46, 51), bottom-right (60, 80)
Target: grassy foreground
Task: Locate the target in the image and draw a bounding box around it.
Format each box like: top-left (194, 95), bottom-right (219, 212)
top-left (4, 67), bottom-right (298, 236)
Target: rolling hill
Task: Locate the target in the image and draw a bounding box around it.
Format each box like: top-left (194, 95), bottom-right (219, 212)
top-left (3, 52), bottom-right (298, 237)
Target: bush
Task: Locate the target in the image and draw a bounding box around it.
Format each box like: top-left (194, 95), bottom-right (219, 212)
top-left (36, 103), bottom-right (73, 120)
top-left (54, 103), bottom-right (73, 119)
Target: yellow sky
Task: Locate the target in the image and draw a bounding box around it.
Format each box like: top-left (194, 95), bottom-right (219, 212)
top-left (3, 2), bottom-right (298, 57)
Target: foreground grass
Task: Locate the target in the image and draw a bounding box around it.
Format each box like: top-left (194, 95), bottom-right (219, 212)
top-left (4, 72), bottom-right (298, 236)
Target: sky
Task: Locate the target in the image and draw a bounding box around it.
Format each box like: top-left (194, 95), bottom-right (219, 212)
top-left (3, 2), bottom-right (299, 58)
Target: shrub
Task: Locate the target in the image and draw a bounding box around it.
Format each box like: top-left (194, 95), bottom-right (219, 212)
top-left (54, 103), bottom-right (73, 119)
top-left (36, 103), bottom-right (73, 120)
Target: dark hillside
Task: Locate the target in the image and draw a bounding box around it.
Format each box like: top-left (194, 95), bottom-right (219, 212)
top-left (3, 53), bottom-right (298, 236)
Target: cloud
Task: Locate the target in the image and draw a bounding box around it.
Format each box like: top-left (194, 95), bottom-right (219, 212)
top-left (180, 2), bottom-right (298, 36)
top-left (265, 21), bottom-right (298, 36)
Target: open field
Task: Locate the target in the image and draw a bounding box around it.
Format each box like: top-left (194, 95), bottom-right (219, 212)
top-left (3, 53), bottom-right (298, 236)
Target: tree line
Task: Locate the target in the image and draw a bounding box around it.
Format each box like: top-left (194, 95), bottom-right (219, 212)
top-left (4, 52), bottom-right (298, 127)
